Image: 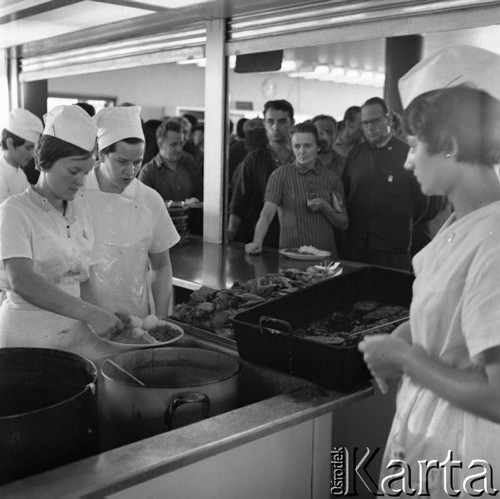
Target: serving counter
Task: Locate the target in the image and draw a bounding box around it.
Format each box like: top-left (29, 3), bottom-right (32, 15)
top-left (0, 330), bottom-right (372, 499)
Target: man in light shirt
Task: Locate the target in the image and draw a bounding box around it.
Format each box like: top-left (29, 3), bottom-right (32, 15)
top-left (0, 109), bottom-right (43, 203)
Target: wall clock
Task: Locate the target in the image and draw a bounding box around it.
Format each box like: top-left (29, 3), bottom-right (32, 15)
top-left (261, 78), bottom-right (277, 99)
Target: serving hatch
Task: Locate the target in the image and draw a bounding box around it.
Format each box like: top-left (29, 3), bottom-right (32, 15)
top-left (232, 266), bottom-right (414, 392)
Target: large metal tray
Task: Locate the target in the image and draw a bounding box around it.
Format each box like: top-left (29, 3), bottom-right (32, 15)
top-left (232, 266), bottom-right (414, 391)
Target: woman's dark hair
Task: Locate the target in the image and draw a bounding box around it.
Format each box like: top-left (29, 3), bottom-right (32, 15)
top-left (100, 137), bottom-right (144, 156)
top-left (404, 85), bottom-right (500, 167)
top-left (35, 135), bottom-right (95, 171)
top-left (1, 129), bottom-right (26, 150)
top-left (290, 121), bottom-right (320, 145)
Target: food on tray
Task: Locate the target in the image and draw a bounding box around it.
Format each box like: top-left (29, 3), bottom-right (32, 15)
top-left (296, 245), bottom-right (322, 255)
top-left (295, 301), bottom-right (409, 346)
top-left (170, 266), bottom-right (343, 339)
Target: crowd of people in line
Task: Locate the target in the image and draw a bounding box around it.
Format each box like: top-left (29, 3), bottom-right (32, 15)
top-left (227, 96), bottom-right (449, 271)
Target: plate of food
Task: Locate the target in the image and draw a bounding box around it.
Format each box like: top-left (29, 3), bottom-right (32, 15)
top-left (102, 314), bottom-right (184, 349)
top-left (279, 245), bottom-right (331, 260)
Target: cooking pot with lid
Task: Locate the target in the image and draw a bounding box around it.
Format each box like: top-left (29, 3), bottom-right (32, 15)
top-left (0, 348), bottom-right (99, 484)
top-left (101, 347), bottom-right (240, 445)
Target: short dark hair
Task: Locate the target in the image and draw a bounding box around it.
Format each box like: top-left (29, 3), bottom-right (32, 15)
top-left (75, 102), bottom-right (96, 117)
top-left (1, 129), bottom-right (26, 150)
top-left (362, 97), bottom-right (389, 115)
top-left (100, 137), bottom-right (144, 156)
top-left (290, 121), bottom-right (320, 144)
top-left (35, 135), bottom-right (94, 171)
top-left (404, 84), bottom-right (500, 167)
top-left (343, 106), bottom-right (361, 123)
top-left (263, 99), bottom-right (294, 121)
top-left (312, 114), bottom-right (337, 127)
top-left (156, 120), bottom-right (182, 142)
top-left (182, 113), bottom-right (198, 130)
top-left (236, 117), bottom-right (248, 139)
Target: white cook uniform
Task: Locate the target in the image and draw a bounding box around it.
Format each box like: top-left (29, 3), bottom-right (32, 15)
top-left (381, 200), bottom-right (500, 496)
top-left (83, 168), bottom-right (179, 318)
top-left (0, 156), bottom-right (30, 203)
top-left (0, 187), bottom-right (94, 352)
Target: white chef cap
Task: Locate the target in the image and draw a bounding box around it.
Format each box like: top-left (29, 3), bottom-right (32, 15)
top-left (399, 44), bottom-right (500, 109)
top-left (93, 106), bottom-right (144, 150)
top-left (6, 108), bottom-right (43, 143)
top-left (43, 105), bottom-right (97, 152)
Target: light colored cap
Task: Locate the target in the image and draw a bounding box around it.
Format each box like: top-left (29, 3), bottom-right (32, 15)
top-left (7, 108), bottom-right (43, 143)
top-left (399, 44), bottom-right (500, 108)
top-left (43, 105), bottom-right (97, 151)
top-left (93, 106), bottom-right (144, 150)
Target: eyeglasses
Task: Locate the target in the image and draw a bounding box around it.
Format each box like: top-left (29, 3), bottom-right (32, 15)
top-left (361, 115), bottom-right (387, 128)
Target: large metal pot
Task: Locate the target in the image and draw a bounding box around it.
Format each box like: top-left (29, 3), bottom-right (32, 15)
top-left (101, 347), bottom-right (240, 443)
top-left (0, 348), bottom-right (99, 485)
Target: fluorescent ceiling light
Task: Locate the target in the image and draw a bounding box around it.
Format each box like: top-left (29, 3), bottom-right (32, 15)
top-left (123, 0), bottom-right (213, 8)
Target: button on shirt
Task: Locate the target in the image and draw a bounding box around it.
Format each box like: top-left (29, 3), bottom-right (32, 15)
top-left (138, 152), bottom-right (203, 202)
top-left (0, 157), bottom-right (30, 203)
top-left (264, 160), bottom-right (344, 256)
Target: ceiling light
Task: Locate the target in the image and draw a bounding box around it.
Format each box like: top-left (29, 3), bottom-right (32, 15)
top-left (314, 64), bottom-right (329, 75)
top-left (280, 60), bottom-right (297, 72)
top-left (123, 0), bottom-right (213, 8)
top-left (330, 67), bottom-right (345, 79)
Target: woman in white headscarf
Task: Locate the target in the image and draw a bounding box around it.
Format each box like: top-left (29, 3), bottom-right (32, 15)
top-left (359, 46), bottom-right (500, 496)
top-left (80, 106), bottom-right (179, 319)
top-left (0, 105), bottom-right (121, 352)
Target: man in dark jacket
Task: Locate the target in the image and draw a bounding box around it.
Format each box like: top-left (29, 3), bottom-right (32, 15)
top-left (342, 97), bottom-right (428, 270)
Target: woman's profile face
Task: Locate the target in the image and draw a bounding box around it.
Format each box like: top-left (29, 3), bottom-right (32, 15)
top-left (404, 135), bottom-right (452, 196)
top-left (101, 141), bottom-right (144, 192)
top-left (41, 155), bottom-right (94, 202)
top-left (292, 132), bottom-right (319, 168)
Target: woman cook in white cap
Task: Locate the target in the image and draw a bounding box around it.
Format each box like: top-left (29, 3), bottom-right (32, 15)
top-left (80, 106), bottom-right (179, 319)
top-left (0, 105), bottom-right (122, 352)
top-left (0, 108), bottom-right (43, 203)
top-left (359, 45), bottom-right (500, 496)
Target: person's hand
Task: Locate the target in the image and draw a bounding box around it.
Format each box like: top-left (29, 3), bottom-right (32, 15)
top-left (87, 309), bottom-right (123, 340)
top-left (358, 334), bottom-right (412, 393)
top-left (245, 242), bottom-right (262, 255)
top-left (331, 191), bottom-right (343, 212)
top-left (306, 197), bottom-right (326, 212)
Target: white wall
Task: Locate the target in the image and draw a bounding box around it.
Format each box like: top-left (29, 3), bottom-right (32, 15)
top-left (48, 62), bottom-right (382, 122)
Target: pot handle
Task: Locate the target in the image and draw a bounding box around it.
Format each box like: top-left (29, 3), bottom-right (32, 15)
top-left (259, 316), bottom-right (293, 337)
top-left (164, 392), bottom-right (211, 430)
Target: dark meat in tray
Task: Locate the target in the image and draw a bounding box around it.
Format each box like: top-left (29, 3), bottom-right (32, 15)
top-left (232, 266), bottom-right (414, 392)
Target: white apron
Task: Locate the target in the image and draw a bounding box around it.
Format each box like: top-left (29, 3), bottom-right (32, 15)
top-left (381, 202), bottom-right (500, 497)
top-left (85, 190), bottom-right (153, 318)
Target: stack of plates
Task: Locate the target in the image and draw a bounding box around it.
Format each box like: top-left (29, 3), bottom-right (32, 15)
top-left (166, 201), bottom-right (190, 245)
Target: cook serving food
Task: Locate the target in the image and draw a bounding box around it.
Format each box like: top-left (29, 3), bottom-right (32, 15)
top-left (0, 105), bottom-right (122, 351)
top-left (80, 106), bottom-right (179, 318)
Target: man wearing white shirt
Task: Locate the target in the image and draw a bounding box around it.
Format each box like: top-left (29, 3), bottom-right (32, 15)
top-left (0, 109), bottom-right (43, 203)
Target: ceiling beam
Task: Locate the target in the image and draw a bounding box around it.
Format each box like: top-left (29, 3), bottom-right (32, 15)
top-left (0, 0), bottom-right (84, 25)
top-left (91, 0), bottom-right (171, 13)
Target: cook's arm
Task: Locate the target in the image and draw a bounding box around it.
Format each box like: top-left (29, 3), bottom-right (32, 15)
top-left (360, 335), bottom-right (500, 424)
top-left (245, 201), bottom-right (277, 255)
top-left (391, 319), bottom-right (412, 344)
top-left (149, 249), bottom-right (172, 317)
top-left (227, 214), bottom-right (241, 242)
top-left (4, 257), bottom-right (121, 337)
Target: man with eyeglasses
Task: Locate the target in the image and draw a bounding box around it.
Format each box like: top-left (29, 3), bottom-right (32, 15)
top-left (341, 96), bottom-right (428, 271)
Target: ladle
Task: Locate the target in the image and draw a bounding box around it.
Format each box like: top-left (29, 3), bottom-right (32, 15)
top-left (105, 359), bottom-right (146, 386)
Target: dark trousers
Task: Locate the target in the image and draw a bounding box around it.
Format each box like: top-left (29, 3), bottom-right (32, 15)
top-left (343, 244), bottom-right (411, 272)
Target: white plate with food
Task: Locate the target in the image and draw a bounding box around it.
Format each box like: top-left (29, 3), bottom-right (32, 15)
top-left (102, 314), bottom-right (184, 349)
top-left (279, 246), bottom-right (331, 260)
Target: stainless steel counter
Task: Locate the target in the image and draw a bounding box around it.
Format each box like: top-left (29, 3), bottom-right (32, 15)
top-left (0, 331), bottom-right (372, 498)
top-left (170, 237), bottom-right (361, 291)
